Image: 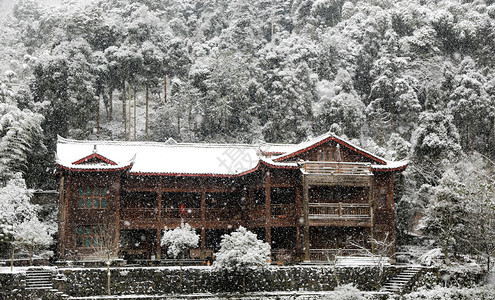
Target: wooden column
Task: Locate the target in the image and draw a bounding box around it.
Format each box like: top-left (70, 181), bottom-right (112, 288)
top-left (156, 228), bottom-right (162, 260)
top-left (295, 186), bottom-right (302, 255)
top-left (156, 183), bottom-right (163, 259)
top-left (369, 184), bottom-right (374, 254)
top-left (390, 176), bottom-right (396, 256)
top-left (201, 228), bottom-right (206, 258)
top-left (63, 176), bottom-right (71, 257)
top-left (113, 175), bottom-right (121, 256)
top-left (265, 171), bottom-right (271, 246)
top-left (201, 191), bottom-right (206, 257)
top-left (57, 175), bottom-right (66, 257)
top-left (303, 176), bottom-right (310, 261)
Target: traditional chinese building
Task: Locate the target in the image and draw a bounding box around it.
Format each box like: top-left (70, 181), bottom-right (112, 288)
top-left (55, 132), bottom-right (407, 262)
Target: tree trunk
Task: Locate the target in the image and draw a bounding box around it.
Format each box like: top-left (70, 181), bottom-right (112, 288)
top-left (29, 245), bottom-right (33, 266)
top-left (145, 85), bottom-right (149, 141)
top-left (163, 63), bottom-right (167, 103)
top-left (97, 94), bottom-right (100, 137)
top-left (107, 259), bottom-right (111, 295)
top-left (134, 87), bottom-right (137, 141)
top-left (109, 89), bottom-right (113, 121)
top-left (122, 82), bottom-right (126, 139)
top-left (10, 247), bottom-right (14, 272)
top-left (128, 84), bottom-right (132, 141)
top-left (271, 8), bottom-right (274, 42)
top-left (178, 116), bottom-right (181, 137)
top-left (179, 259), bottom-right (183, 292)
top-left (488, 255), bottom-right (491, 272)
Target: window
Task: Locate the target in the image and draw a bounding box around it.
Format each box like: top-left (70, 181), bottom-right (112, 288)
top-left (253, 189), bottom-right (265, 206)
top-left (76, 225), bottom-right (107, 248)
top-left (77, 187), bottom-right (109, 208)
top-left (271, 187), bottom-right (296, 205)
top-left (318, 147), bottom-right (340, 161)
top-left (378, 187), bottom-right (388, 208)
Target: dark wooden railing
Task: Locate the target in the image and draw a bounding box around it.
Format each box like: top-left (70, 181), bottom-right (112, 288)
top-left (271, 248), bottom-right (296, 262)
top-left (309, 203), bottom-right (371, 219)
top-left (309, 248), bottom-right (368, 261)
top-left (120, 208), bottom-right (157, 220)
top-left (205, 208), bottom-right (243, 221)
top-left (302, 161), bottom-right (371, 175)
top-left (271, 204), bottom-right (296, 218)
top-left (163, 208), bottom-right (201, 219)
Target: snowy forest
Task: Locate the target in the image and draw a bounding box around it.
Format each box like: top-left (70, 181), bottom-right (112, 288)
top-left (0, 0), bottom-right (495, 274)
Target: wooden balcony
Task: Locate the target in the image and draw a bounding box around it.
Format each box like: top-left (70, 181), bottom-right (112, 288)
top-left (271, 204), bottom-right (296, 219)
top-left (301, 161), bottom-right (372, 186)
top-left (120, 207), bottom-right (158, 221)
top-left (163, 208), bottom-right (201, 220)
top-left (205, 208), bottom-right (243, 222)
top-left (271, 248), bottom-right (297, 263)
top-left (309, 248), bottom-right (368, 261)
top-left (308, 202), bottom-right (372, 226)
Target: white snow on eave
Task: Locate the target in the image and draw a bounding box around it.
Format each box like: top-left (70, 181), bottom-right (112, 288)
top-left (57, 137), bottom-right (261, 176)
top-left (272, 132), bottom-right (405, 167)
top-left (259, 143), bottom-right (298, 155)
top-left (372, 160), bottom-right (409, 170)
top-left (260, 157), bottom-right (298, 168)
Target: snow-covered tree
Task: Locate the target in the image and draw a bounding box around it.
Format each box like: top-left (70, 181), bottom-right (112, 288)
top-left (213, 226), bottom-right (271, 292)
top-left (161, 221), bottom-right (199, 259)
top-left (0, 173), bottom-right (39, 268)
top-left (161, 221), bottom-right (199, 290)
top-left (451, 155), bottom-right (495, 271)
top-left (420, 174), bottom-right (468, 264)
top-left (0, 103), bottom-right (44, 183)
top-left (420, 155), bottom-right (495, 268)
top-left (313, 69), bottom-right (365, 139)
top-left (13, 217), bottom-right (53, 265)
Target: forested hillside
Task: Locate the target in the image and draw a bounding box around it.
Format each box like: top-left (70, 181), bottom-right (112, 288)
top-left (1, 0), bottom-right (495, 259)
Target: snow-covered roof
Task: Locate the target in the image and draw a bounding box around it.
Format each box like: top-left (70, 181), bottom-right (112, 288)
top-left (57, 136), bottom-right (264, 176)
top-left (269, 132), bottom-right (408, 171)
top-left (273, 132), bottom-right (389, 164)
top-left (56, 134), bottom-right (407, 176)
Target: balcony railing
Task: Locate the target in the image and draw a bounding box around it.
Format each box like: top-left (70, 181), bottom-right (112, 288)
top-left (163, 208), bottom-right (201, 220)
top-left (271, 204), bottom-right (296, 219)
top-left (120, 208), bottom-right (157, 221)
top-left (309, 203), bottom-right (371, 219)
top-left (309, 248), bottom-right (368, 261)
top-left (205, 208), bottom-right (243, 221)
top-left (302, 161), bottom-right (371, 175)
top-left (271, 248), bottom-right (296, 262)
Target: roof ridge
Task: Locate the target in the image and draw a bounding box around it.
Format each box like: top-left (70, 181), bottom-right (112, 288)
top-left (57, 136), bottom-right (264, 149)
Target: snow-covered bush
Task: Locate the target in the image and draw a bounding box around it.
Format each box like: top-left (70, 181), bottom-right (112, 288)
top-left (403, 286), bottom-right (495, 300)
top-left (213, 226), bottom-right (271, 273)
top-left (419, 248), bottom-right (445, 266)
top-left (325, 284), bottom-right (366, 300)
top-left (0, 174), bottom-right (39, 257)
top-left (13, 217), bottom-right (53, 264)
top-left (213, 226), bottom-right (271, 292)
top-left (161, 221), bottom-right (199, 259)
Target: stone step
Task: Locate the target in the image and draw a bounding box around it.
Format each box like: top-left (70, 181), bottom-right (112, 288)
top-left (380, 266), bottom-right (423, 294)
top-left (382, 287), bottom-right (402, 290)
top-left (383, 283), bottom-right (405, 287)
top-left (388, 280), bottom-right (409, 284)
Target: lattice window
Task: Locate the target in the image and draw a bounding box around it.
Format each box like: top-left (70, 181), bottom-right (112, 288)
top-left (76, 225), bottom-right (107, 248)
top-left (77, 187), bottom-right (109, 209)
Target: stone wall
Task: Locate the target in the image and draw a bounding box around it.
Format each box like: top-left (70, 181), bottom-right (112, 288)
top-left (412, 267), bottom-right (486, 290)
top-left (0, 272), bottom-right (26, 299)
top-left (56, 265), bottom-right (401, 297)
top-left (1, 265), bottom-right (487, 299)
